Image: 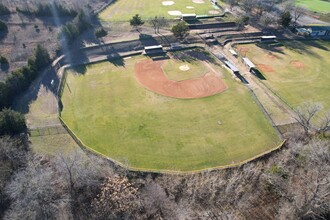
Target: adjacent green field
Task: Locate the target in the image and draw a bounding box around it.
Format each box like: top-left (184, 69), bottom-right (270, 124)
top-left (99, 0), bottom-right (220, 21)
top-left (236, 41), bottom-right (330, 110)
top-left (60, 53), bottom-right (280, 171)
top-left (296, 0), bottom-right (330, 13)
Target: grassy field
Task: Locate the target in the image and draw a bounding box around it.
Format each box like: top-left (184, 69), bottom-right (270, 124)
top-left (99, 0), bottom-right (220, 21)
top-left (60, 52), bottom-right (280, 171)
top-left (296, 0), bottom-right (330, 13)
top-left (235, 41), bottom-right (330, 111)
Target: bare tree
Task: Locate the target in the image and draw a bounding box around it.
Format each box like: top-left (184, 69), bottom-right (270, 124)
top-left (92, 175), bottom-right (139, 219)
top-left (226, 0), bottom-right (237, 11)
top-left (293, 102), bottom-right (322, 136)
top-left (317, 111), bottom-right (330, 137)
top-left (292, 6), bottom-right (306, 25)
top-left (54, 150), bottom-right (112, 219)
top-left (4, 154), bottom-right (71, 220)
top-left (148, 16), bottom-right (168, 34)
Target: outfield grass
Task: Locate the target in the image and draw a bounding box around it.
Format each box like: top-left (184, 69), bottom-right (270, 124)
top-left (296, 0), bottom-right (330, 13)
top-left (236, 41), bottom-right (330, 111)
top-left (99, 0), bottom-right (220, 21)
top-left (60, 53), bottom-right (280, 171)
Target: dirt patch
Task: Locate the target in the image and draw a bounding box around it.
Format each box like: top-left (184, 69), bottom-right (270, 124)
top-left (192, 0), bottom-right (205, 3)
top-left (135, 60), bottom-right (227, 99)
top-left (209, 10), bottom-right (220, 14)
top-left (267, 52), bottom-right (277, 60)
top-left (257, 64), bottom-right (274, 73)
top-left (162, 1), bottom-right (175, 6)
top-left (168, 10), bottom-right (182, 16)
top-left (236, 46), bottom-right (250, 54)
top-left (290, 60), bottom-right (305, 70)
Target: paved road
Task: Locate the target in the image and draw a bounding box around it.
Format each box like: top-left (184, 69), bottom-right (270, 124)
top-left (297, 14), bottom-right (330, 26)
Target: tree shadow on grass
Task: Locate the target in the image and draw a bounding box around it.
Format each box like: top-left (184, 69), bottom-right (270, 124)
top-left (108, 57), bottom-right (125, 67)
top-left (280, 40), bottom-right (326, 59)
top-left (139, 34), bottom-right (160, 46)
top-left (256, 42), bottom-right (286, 55)
top-left (72, 65), bottom-right (87, 75)
top-left (171, 48), bottom-right (220, 66)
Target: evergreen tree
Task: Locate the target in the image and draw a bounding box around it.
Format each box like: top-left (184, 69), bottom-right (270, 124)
top-left (130, 14), bottom-right (144, 31)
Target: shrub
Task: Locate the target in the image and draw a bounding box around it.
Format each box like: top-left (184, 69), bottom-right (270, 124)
top-left (0, 56), bottom-right (8, 65)
top-left (0, 20), bottom-right (8, 32)
top-left (95, 28), bottom-right (107, 38)
top-left (171, 21), bottom-right (189, 39)
top-left (0, 3), bottom-right (10, 16)
top-left (0, 109), bottom-right (27, 135)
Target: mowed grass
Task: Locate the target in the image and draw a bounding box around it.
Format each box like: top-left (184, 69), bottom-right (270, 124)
top-left (60, 55), bottom-right (280, 171)
top-left (296, 0), bottom-right (330, 13)
top-left (99, 0), bottom-right (219, 21)
top-left (236, 41), bottom-right (330, 110)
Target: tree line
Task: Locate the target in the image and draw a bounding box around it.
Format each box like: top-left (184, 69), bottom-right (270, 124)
top-left (59, 10), bottom-right (91, 46)
top-left (16, 2), bottom-right (77, 17)
top-left (0, 45), bottom-right (50, 135)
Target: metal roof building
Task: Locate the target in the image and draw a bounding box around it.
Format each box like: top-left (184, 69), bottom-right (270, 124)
top-left (242, 57), bottom-right (255, 70)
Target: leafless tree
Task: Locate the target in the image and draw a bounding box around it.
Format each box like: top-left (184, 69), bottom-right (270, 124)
top-left (92, 175), bottom-right (139, 219)
top-left (148, 16), bottom-right (168, 34)
top-left (4, 154), bottom-right (71, 220)
top-left (293, 102), bottom-right (322, 136)
top-left (226, 0), bottom-right (237, 11)
top-left (55, 150), bottom-right (110, 193)
top-left (292, 6), bottom-right (306, 25)
top-left (54, 150), bottom-right (112, 219)
top-left (317, 111), bottom-right (330, 137)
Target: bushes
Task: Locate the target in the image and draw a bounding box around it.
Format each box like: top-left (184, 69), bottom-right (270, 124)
top-left (59, 10), bottom-right (91, 45)
top-left (0, 56), bottom-right (9, 70)
top-left (0, 45), bottom-right (50, 109)
top-left (0, 3), bottom-right (10, 16)
top-left (0, 56), bottom-right (8, 65)
top-left (0, 20), bottom-right (8, 32)
top-left (95, 28), bottom-right (107, 38)
top-left (171, 21), bottom-right (189, 39)
top-left (0, 109), bottom-right (26, 135)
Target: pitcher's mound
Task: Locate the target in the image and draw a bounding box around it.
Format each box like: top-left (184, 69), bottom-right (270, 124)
top-left (179, 64), bottom-right (190, 71)
top-left (135, 60), bottom-right (227, 99)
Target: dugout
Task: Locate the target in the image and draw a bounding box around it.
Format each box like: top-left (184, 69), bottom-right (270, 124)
top-left (224, 61), bottom-right (239, 74)
top-left (261, 35), bottom-right (277, 42)
top-left (242, 57), bottom-right (255, 71)
top-left (181, 14), bottom-right (197, 21)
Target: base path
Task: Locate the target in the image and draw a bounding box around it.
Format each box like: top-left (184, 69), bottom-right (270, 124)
top-left (135, 60), bottom-right (227, 99)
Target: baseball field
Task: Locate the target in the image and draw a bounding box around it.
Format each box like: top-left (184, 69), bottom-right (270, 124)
top-left (60, 49), bottom-right (280, 171)
top-left (296, 0), bottom-right (330, 13)
top-left (99, 0), bottom-right (221, 21)
top-left (235, 40), bottom-right (330, 110)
